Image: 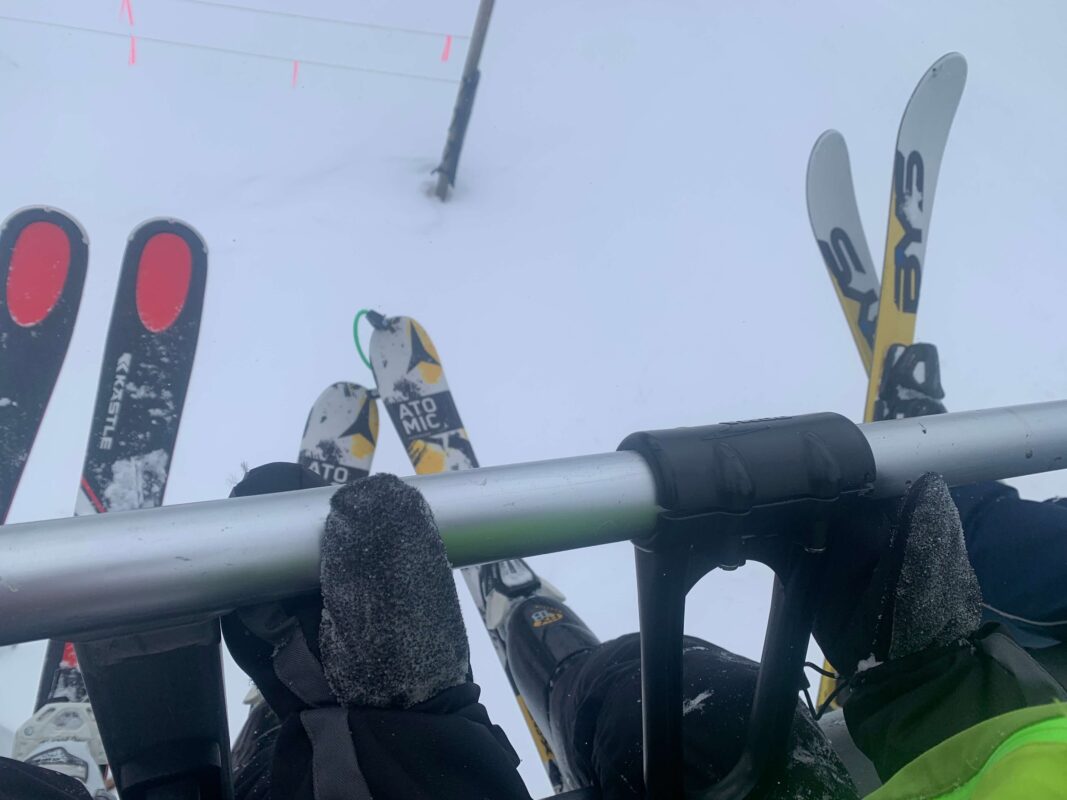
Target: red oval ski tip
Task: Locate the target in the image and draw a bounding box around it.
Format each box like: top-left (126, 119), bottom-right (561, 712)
top-left (136, 232), bottom-right (193, 333)
top-left (5, 221), bottom-right (71, 327)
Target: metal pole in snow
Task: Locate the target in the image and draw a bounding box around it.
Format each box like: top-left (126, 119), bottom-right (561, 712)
top-left (1, 400), bottom-right (1065, 646)
top-left (433, 0), bottom-right (495, 200)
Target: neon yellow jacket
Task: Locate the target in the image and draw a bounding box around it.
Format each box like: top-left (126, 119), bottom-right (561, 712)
top-left (867, 703), bottom-right (1067, 799)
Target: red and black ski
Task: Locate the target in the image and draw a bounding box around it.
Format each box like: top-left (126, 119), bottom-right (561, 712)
top-left (0, 207), bottom-right (88, 523)
top-left (33, 218), bottom-right (207, 712)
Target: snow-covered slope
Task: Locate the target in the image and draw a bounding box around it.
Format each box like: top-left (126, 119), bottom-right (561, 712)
top-left (1, 1), bottom-right (1066, 794)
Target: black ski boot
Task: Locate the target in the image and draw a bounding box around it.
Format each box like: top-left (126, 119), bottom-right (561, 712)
top-left (475, 559), bottom-right (566, 631)
top-left (874, 342), bottom-right (946, 420)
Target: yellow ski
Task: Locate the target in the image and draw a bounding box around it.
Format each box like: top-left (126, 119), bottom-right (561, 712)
top-left (864, 54), bottom-right (967, 420)
top-left (807, 53), bottom-right (967, 708)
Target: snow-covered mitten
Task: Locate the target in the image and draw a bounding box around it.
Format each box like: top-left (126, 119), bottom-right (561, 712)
top-left (815, 473), bottom-right (1067, 780)
top-left (224, 465), bottom-right (530, 800)
top-left (319, 474), bottom-right (469, 708)
top-left (813, 472), bottom-right (982, 679)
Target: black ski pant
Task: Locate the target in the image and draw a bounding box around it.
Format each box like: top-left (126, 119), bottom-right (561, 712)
top-left (505, 599), bottom-right (858, 799)
top-left (952, 481), bottom-right (1067, 647)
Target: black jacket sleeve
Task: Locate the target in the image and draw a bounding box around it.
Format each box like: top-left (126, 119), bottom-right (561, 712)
top-left (0, 757), bottom-right (93, 800)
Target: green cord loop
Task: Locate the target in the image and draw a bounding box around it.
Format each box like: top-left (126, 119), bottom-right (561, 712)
top-left (352, 309), bottom-right (372, 371)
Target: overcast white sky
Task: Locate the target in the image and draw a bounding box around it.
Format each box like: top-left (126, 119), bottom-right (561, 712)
top-left (1, 1), bottom-right (1066, 794)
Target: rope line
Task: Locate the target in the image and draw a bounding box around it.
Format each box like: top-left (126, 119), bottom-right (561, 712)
top-left (175, 0), bottom-right (472, 41)
top-left (0, 14), bottom-right (460, 84)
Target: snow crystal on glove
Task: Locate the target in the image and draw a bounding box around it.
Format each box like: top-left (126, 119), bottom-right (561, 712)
top-left (319, 474), bottom-right (469, 708)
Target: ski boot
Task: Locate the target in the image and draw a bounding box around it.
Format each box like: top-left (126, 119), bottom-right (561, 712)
top-left (471, 558), bottom-right (567, 632)
top-left (874, 342), bottom-right (946, 421)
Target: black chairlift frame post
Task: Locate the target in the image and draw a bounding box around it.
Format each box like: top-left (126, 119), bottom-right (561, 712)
top-left (619, 413), bottom-right (876, 800)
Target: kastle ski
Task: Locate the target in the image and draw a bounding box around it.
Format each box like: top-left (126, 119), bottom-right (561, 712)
top-left (16, 219), bottom-right (207, 793)
top-left (365, 311), bottom-right (567, 792)
top-left (0, 207), bottom-right (89, 523)
top-left (806, 53), bottom-right (967, 707)
top-left (298, 381), bottom-right (379, 484)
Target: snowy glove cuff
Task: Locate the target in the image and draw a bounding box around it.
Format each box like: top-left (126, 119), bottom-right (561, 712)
top-left (319, 474), bottom-right (470, 708)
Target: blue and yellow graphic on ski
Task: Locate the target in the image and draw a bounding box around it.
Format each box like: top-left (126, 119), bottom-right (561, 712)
top-left (299, 382), bottom-right (379, 484)
top-left (366, 311), bottom-right (565, 792)
top-left (807, 132), bottom-right (880, 373)
top-left (865, 53), bottom-right (966, 421)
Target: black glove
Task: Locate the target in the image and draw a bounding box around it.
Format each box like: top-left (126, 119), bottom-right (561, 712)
top-left (813, 472), bottom-right (982, 678)
top-left (319, 473), bottom-right (469, 708)
top-left (223, 464), bottom-right (530, 800)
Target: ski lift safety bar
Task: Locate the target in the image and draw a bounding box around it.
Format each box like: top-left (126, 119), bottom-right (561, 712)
top-left (1, 400), bottom-right (1065, 647)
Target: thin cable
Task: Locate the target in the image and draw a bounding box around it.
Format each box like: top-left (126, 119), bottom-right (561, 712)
top-left (174, 0), bottom-right (472, 41)
top-left (815, 678), bottom-right (848, 719)
top-left (0, 14), bottom-right (460, 85)
top-left (353, 310), bottom-right (372, 371)
top-left (803, 661), bottom-right (837, 679)
top-left (803, 661), bottom-right (846, 719)
top-left (802, 685), bottom-right (818, 720)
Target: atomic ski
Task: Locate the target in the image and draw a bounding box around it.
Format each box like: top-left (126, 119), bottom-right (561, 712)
top-left (366, 311), bottom-right (566, 792)
top-left (0, 207), bottom-right (89, 523)
top-left (807, 53), bottom-right (967, 708)
top-left (18, 219), bottom-right (207, 790)
top-left (299, 381), bottom-right (379, 484)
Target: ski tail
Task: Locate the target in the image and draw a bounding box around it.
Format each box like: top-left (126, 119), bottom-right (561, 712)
top-left (298, 381), bottom-right (379, 484)
top-left (28, 218), bottom-right (208, 773)
top-left (806, 131), bottom-right (880, 374)
top-left (28, 219), bottom-right (213, 798)
top-left (72, 218), bottom-right (208, 519)
top-left (366, 311), bottom-right (568, 792)
top-left (807, 128), bottom-right (888, 711)
top-left (863, 53), bottom-right (966, 421)
top-left (812, 54), bottom-right (967, 709)
top-left (0, 207), bottom-right (89, 523)
top-left (37, 218), bottom-right (208, 707)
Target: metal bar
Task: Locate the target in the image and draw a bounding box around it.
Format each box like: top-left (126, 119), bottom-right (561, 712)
top-left (863, 400), bottom-right (1067, 497)
top-left (0, 452), bottom-right (657, 646)
top-left (1, 401), bottom-right (1065, 646)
